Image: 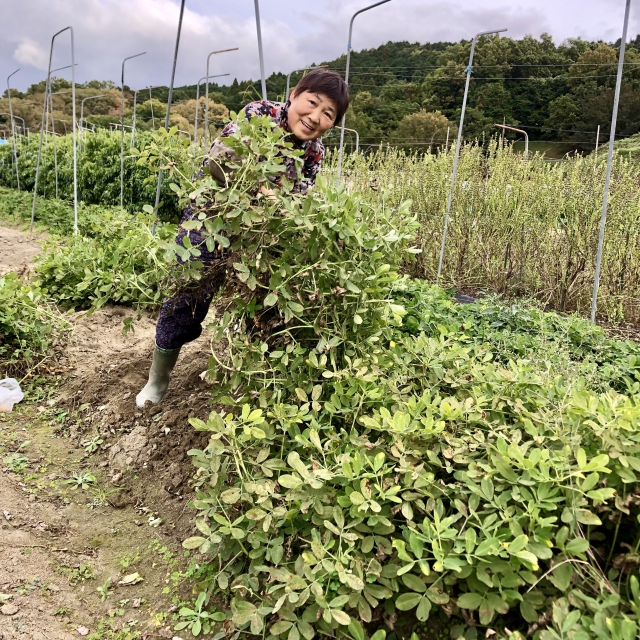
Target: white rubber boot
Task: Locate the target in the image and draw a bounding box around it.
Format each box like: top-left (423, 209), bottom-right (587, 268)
top-left (136, 346), bottom-right (181, 408)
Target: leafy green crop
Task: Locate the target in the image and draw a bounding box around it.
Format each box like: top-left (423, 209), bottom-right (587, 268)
top-left (0, 130), bottom-right (190, 219)
top-left (394, 281), bottom-right (640, 394)
top-left (137, 115), bottom-right (640, 638)
top-left (0, 272), bottom-right (71, 377)
top-left (35, 216), bottom-right (174, 310)
top-left (334, 145), bottom-right (640, 325)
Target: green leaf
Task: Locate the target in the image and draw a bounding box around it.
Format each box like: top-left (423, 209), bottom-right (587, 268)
top-left (183, 536), bottom-right (207, 549)
top-left (402, 574), bottom-right (426, 593)
top-left (264, 292), bottom-right (278, 307)
top-left (576, 448), bottom-right (587, 469)
top-left (565, 538), bottom-right (589, 554)
top-left (514, 550), bottom-right (539, 570)
top-left (395, 593), bottom-right (422, 611)
top-left (271, 621), bottom-right (293, 635)
top-left (507, 535), bottom-right (529, 554)
top-left (548, 563), bottom-right (573, 591)
top-left (465, 528), bottom-right (477, 554)
top-left (331, 610), bottom-right (350, 626)
top-left (298, 620), bottom-right (315, 640)
top-left (221, 488), bottom-right (241, 504)
top-left (348, 619), bottom-right (365, 640)
top-left (416, 596), bottom-right (431, 622)
top-left (494, 459), bottom-right (519, 482)
top-left (575, 509), bottom-right (602, 526)
top-left (345, 573), bottom-right (365, 591)
top-left (278, 474), bottom-right (303, 489)
top-left (457, 592), bottom-right (483, 610)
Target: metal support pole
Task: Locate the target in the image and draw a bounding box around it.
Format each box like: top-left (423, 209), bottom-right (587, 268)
top-left (49, 90), bottom-right (74, 199)
top-left (149, 88), bottom-right (155, 129)
top-left (204, 49), bottom-right (238, 151)
top-left (594, 124), bottom-right (600, 164)
top-left (31, 29), bottom-right (79, 232)
top-left (445, 127), bottom-right (450, 150)
top-left (7, 69), bottom-right (20, 192)
top-left (132, 90), bottom-right (138, 148)
top-left (48, 93), bottom-right (59, 198)
top-left (0, 114), bottom-right (25, 133)
top-left (152, 0), bottom-right (186, 234)
top-left (121, 51), bottom-right (146, 208)
top-left (254, 0), bottom-right (267, 101)
top-left (436, 27), bottom-right (507, 281)
top-left (337, 0), bottom-right (392, 183)
top-left (591, 0), bottom-right (631, 323)
top-left (495, 123), bottom-right (528, 159)
top-left (285, 65), bottom-right (328, 101)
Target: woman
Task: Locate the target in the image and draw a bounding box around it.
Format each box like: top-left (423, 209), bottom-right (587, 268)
top-left (136, 69), bottom-right (349, 407)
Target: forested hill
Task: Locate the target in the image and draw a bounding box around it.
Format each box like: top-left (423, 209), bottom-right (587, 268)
top-left (162, 34), bottom-right (640, 149)
top-left (4, 34), bottom-right (640, 151)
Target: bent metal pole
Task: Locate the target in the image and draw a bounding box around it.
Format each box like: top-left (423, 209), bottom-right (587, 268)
top-left (120, 51), bottom-right (146, 208)
top-left (194, 73), bottom-right (229, 156)
top-left (7, 69), bottom-right (20, 192)
top-left (31, 28), bottom-right (79, 234)
top-left (131, 85), bottom-right (162, 148)
top-left (152, 0), bottom-right (186, 235)
top-left (285, 65), bottom-right (328, 101)
top-left (591, 0), bottom-right (631, 323)
top-left (80, 94), bottom-right (105, 151)
top-left (494, 123), bottom-right (528, 159)
top-left (436, 27), bottom-right (507, 282)
top-left (204, 49), bottom-right (238, 151)
top-left (337, 0), bottom-right (392, 183)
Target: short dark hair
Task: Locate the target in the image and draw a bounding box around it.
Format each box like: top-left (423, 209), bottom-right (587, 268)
top-left (291, 69), bottom-right (349, 124)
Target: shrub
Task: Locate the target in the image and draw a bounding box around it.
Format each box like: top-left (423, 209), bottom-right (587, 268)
top-left (0, 185), bottom-right (136, 238)
top-left (35, 215), bottom-right (173, 310)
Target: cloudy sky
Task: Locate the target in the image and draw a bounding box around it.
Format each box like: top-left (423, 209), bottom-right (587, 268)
top-left (2, 0), bottom-right (638, 93)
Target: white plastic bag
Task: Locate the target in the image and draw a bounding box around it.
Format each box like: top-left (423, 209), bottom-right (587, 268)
top-left (0, 379), bottom-right (24, 412)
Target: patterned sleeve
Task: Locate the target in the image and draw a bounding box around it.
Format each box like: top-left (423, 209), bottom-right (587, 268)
top-left (296, 140), bottom-right (325, 195)
top-left (207, 101), bottom-right (273, 156)
top-left (205, 102), bottom-right (278, 180)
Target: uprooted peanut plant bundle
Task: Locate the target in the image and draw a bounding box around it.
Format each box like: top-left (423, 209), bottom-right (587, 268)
top-left (135, 115), bottom-right (640, 640)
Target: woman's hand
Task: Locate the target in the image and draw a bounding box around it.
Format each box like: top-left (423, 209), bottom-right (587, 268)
top-left (259, 185), bottom-right (277, 201)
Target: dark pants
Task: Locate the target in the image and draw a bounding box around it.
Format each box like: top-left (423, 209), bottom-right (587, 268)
top-left (155, 206), bottom-right (225, 351)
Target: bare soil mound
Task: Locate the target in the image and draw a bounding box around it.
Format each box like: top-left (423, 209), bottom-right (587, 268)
top-left (54, 306), bottom-right (219, 521)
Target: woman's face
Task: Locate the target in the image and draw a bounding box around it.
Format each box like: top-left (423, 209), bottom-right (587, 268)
top-left (287, 89), bottom-right (338, 141)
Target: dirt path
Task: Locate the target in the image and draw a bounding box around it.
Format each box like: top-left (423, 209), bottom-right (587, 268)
top-left (0, 225), bottom-right (44, 276)
top-left (0, 303), bottom-right (218, 638)
top-left (1, 233), bottom-right (220, 638)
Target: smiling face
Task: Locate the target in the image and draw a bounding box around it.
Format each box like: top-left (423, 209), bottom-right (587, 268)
top-left (287, 89), bottom-right (338, 141)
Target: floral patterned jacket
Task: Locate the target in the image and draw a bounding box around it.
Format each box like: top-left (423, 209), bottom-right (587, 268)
top-left (207, 100), bottom-right (325, 196)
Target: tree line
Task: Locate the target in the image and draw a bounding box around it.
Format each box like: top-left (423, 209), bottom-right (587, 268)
top-left (3, 33), bottom-right (640, 151)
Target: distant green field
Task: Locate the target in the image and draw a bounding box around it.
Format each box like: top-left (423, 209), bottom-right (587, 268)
top-left (614, 132), bottom-right (640, 156)
top-left (512, 140), bottom-right (585, 159)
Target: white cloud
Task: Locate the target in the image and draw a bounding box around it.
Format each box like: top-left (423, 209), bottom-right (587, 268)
top-left (1, 0), bottom-right (639, 92)
top-left (13, 38), bottom-right (48, 71)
